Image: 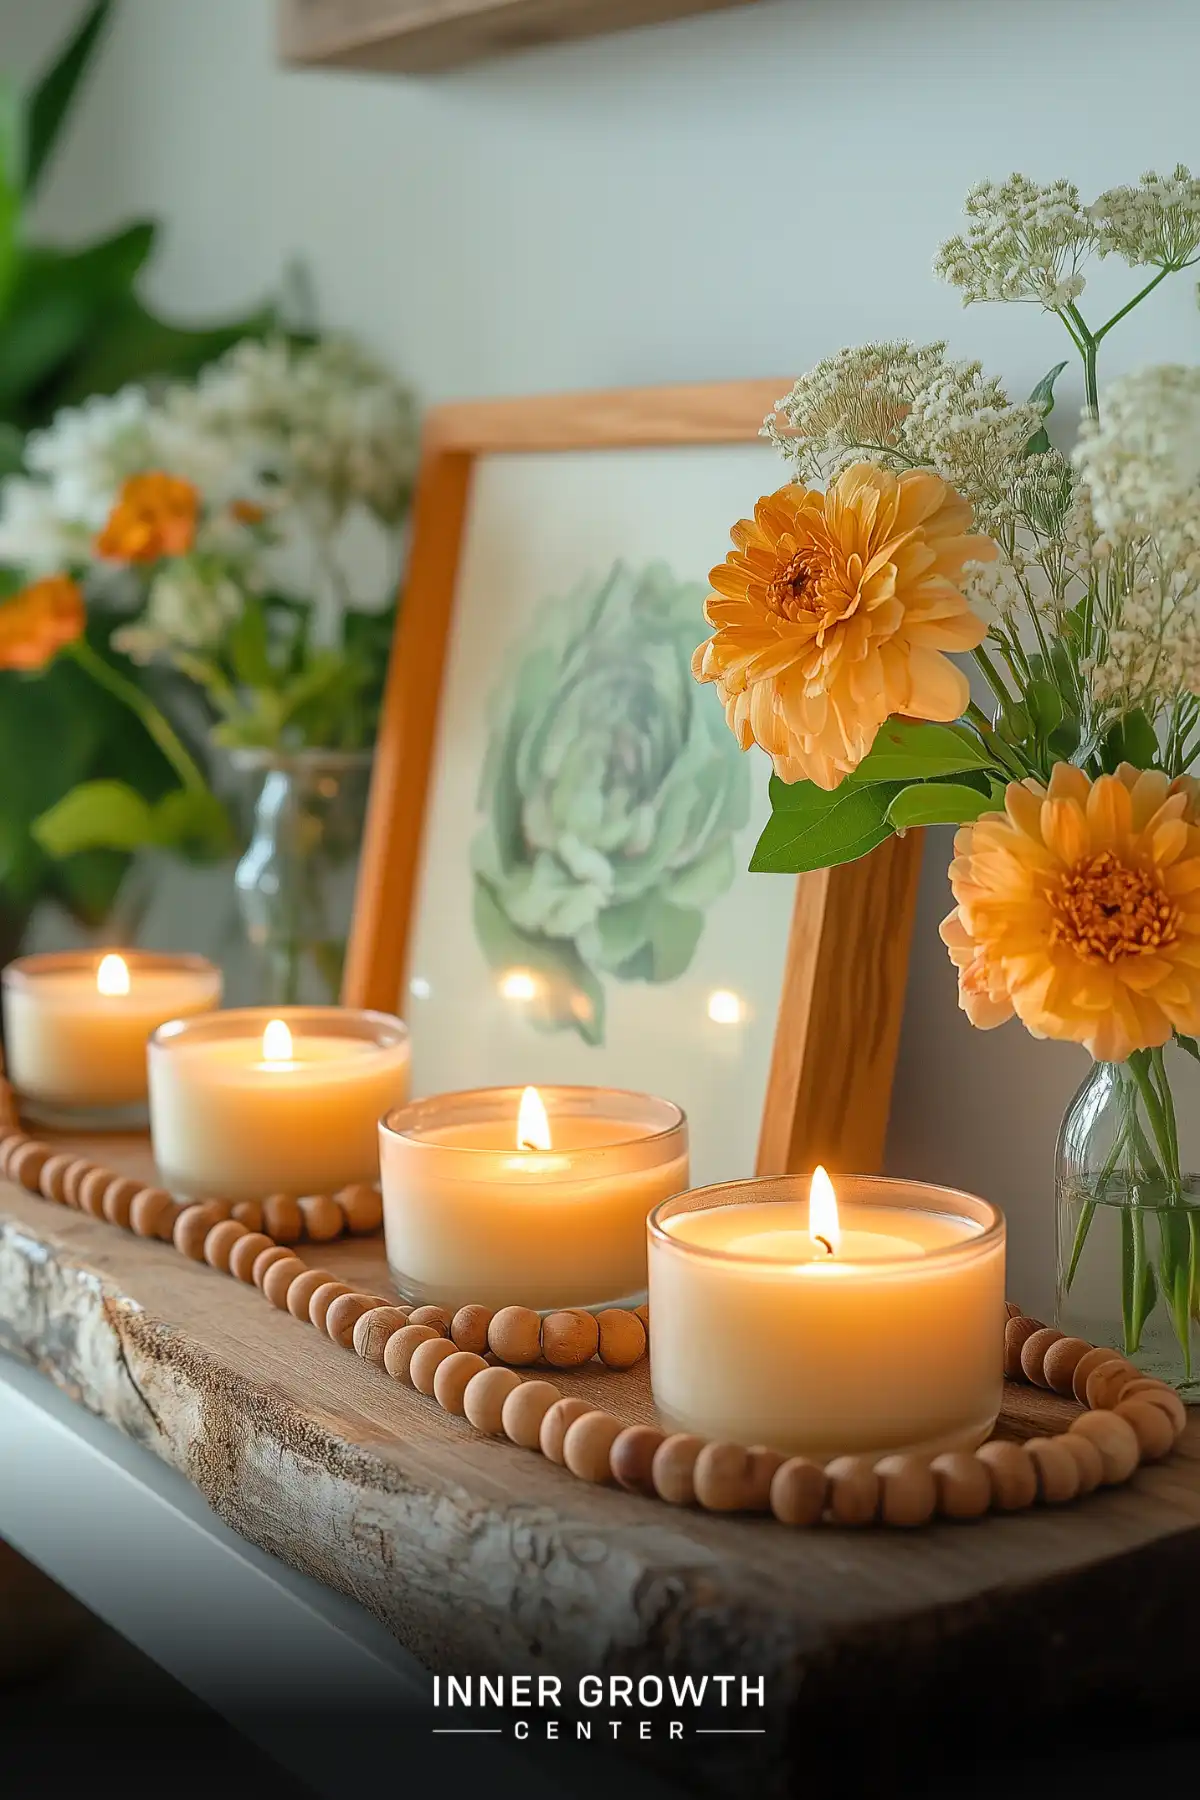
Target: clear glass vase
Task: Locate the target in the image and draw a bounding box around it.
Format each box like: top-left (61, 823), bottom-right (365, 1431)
top-left (1056, 1040), bottom-right (1200, 1393)
top-left (230, 748), bottom-right (371, 1007)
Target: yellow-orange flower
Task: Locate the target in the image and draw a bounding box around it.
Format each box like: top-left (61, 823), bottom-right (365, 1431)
top-left (939, 763), bottom-right (1200, 1062)
top-left (95, 472), bottom-right (198, 563)
top-left (0, 575), bottom-right (86, 671)
top-left (692, 464), bottom-right (993, 790)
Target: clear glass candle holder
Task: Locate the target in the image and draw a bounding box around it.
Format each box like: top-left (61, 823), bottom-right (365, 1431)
top-left (148, 1005), bottom-right (410, 1203)
top-left (380, 1085), bottom-right (689, 1313)
top-left (2, 950), bottom-right (222, 1130)
top-left (648, 1173), bottom-right (1005, 1462)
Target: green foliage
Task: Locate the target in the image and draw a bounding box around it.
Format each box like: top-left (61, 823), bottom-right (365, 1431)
top-left (1023, 360), bottom-right (1069, 456)
top-left (750, 718), bottom-right (1010, 874)
top-left (33, 776), bottom-right (232, 862)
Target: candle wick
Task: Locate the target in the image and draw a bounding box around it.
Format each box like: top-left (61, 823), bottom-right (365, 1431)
top-left (519, 1138), bottom-right (539, 1152)
top-left (813, 1234), bottom-right (834, 1257)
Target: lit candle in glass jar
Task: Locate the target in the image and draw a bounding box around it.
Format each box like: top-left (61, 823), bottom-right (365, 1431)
top-left (649, 1168), bottom-right (1005, 1461)
top-left (1, 950), bottom-right (222, 1127)
top-left (380, 1084), bottom-right (689, 1312)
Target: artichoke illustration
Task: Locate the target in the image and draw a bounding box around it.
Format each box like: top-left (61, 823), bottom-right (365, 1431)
top-left (472, 559), bottom-right (750, 1045)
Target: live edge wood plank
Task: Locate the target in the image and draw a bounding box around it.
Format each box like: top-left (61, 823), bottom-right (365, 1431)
top-left (278, 0), bottom-right (760, 76)
top-left (3, 1169), bottom-right (1200, 1793)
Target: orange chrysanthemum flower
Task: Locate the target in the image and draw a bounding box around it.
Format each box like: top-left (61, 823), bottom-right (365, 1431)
top-left (692, 464), bottom-right (993, 790)
top-left (0, 575), bottom-right (86, 671)
top-left (95, 472), bottom-right (199, 563)
top-left (939, 763), bottom-right (1200, 1062)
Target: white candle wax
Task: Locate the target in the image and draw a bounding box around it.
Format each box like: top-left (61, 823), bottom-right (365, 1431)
top-left (380, 1088), bottom-right (688, 1311)
top-left (649, 1176), bottom-right (1005, 1462)
top-left (148, 1009), bottom-right (410, 1202)
top-left (1, 952), bottom-right (221, 1112)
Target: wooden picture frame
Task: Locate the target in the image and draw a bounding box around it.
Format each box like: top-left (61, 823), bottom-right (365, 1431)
top-left (278, 0), bottom-right (759, 75)
top-left (343, 381), bottom-right (923, 1176)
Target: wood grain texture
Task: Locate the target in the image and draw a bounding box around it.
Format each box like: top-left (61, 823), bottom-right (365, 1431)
top-left (278, 0), bottom-right (758, 74)
top-left (755, 829), bottom-right (925, 1176)
top-left (344, 379), bottom-right (917, 1180)
top-left (3, 1164), bottom-right (1200, 1793)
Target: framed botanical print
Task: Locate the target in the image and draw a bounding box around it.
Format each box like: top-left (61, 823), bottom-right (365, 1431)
top-left (344, 383), bottom-right (921, 1184)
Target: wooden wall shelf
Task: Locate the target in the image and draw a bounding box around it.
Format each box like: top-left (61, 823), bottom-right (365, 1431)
top-left (278, 0), bottom-right (758, 74)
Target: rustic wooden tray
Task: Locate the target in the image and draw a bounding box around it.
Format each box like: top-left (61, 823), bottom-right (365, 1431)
top-left (2, 1132), bottom-right (1199, 1794)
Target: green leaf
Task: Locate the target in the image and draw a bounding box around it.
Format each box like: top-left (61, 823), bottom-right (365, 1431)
top-left (227, 594), bottom-right (274, 689)
top-left (750, 777), bottom-right (903, 874)
top-left (23, 0), bottom-right (114, 198)
top-left (0, 79), bottom-right (20, 315)
top-left (32, 778), bottom-right (154, 858)
top-left (852, 717), bottom-right (999, 784)
top-left (1023, 360), bottom-right (1069, 457)
top-left (1175, 1034), bottom-right (1200, 1064)
top-left (887, 779), bottom-right (1006, 830)
top-left (151, 788), bottom-right (234, 862)
top-left (1102, 709), bottom-right (1159, 774)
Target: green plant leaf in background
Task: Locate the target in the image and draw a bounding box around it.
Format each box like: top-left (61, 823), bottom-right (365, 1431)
top-left (1023, 360), bottom-right (1069, 457)
top-left (751, 775), bottom-right (904, 873)
top-left (33, 778), bottom-right (233, 862)
top-left (852, 716), bottom-right (1000, 783)
top-left (887, 778), bottom-right (1007, 830)
top-left (22, 0), bottom-right (113, 197)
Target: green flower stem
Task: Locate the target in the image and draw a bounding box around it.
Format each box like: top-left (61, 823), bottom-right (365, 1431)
top-left (1093, 265), bottom-right (1172, 343)
top-left (964, 701), bottom-right (1025, 781)
top-left (68, 638), bottom-right (208, 797)
top-left (1063, 301), bottom-right (1100, 417)
top-left (972, 644), bottom-right (1014, 708)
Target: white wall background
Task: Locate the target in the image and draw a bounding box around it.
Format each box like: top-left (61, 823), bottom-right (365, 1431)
top-left (5, 0), bottom-right (1200, 1310)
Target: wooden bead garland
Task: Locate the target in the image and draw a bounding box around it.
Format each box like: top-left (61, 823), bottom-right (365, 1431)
top-left (0, 1066), bottom-right (1189, 1531)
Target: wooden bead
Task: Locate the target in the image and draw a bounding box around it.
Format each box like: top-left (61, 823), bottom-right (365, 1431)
top-left (0, 1133), bottom-right (27, 1177)
top-left (38, 1152), bottom-right (76, 1205)
top-left (876, 1455), bottom-right (937, 1528)
top-left (596, 1308), bottom-right (646, 1370)
top-left (540, 1310), bottom-right (599, 1369)
top-left (651, 1434), bottom-right (706, 1506)
top-left (1114, 1399), bottom-right (1176, 1462)
top-left (634, 1303), bottom-right (650, 1331)
top-left (284, 1266), bottom-right (336, 1318)
top-left (770, 1458), bottom-right (827, 1526)
top-left (335, 1183), bottom-right (383, 1235)
top-left (174, 1201), bottom-right (227, 1260)
top-left (1118, 1378), bottom-right (1188, 1438)
top-left (352, 1306), bottom-right (411, 1365)
top-left (540, 1396), bottom-right (596, 1465)
top-left (693, 1442), bottom-right (784, 1513)
top-left (1072, 1344), bottom-right (1126, 1405)
top-left (1026, 1436), bottom-right (1081, 1504)
top-left (463, 1366), bottom-right (524, 1435)
top-left (1005, 1300), bottom-right (1023, 1320)
top-left (1058, 1432), bottom-right (1104, 1495)
top-left (252, 1244), bottom-right (296, 1289)
top-left (101, 1175), bottom-right (141, 1229)
top-left (433, 1350), bottom-right (489, 1415)
top-left (306, 1279), bottom-right (351, 1329)
top-left (61, 1159), bottom-right (95, 1209)
top-left (450, 1304), bottom-right (494, 1355)
top-left (1003, 1315), bottom-right (1044, 1378)
top-left (228, 1231), bottom-right (274, 1283)
top-left (610, 1425), bottom-right (666, 1495)
top-left (1041, 1336), bottom-right (1092, 1397)
top-left (8, 1140), bottom-right (51, 1191)
top-left (204, 1218), bottom-right (248, 1272)
top-left (79, 1166), bottom-right (115, 1218)
top-left (410, 1336), bottom-right (459, 1396)
top-left (231, 1199), bottom-right (263, 1232)
top-left (408, 1305), bottom-right (452, 1337)
top-left (1084, 1358), bottom-right (1137, 1412)
top-left (129, 1187), bottom-right (173, 1239)
top-left (488, 1305), bottom-right (543, 1366)
top-left (976, 1440), bottom-right (1038, 1510)
top-left (325, 1292), bottom-right (382, 1349)
top-left (1070, 1410), bottom-right (1141, 1484)
top-left (298, 1194), bottom-right (342, 1242)
top-left (1019, 1327), bottom-right (1064, 1387)
top-left (262, 1194), bottom-right (303, 1244)
top-left (563, 1411), bottom-right (623, 1484)
top-left (263, 1255), bottom-right (308, 1311)
top-left (500, 1378), bottom-right (562, 1448)
top-left (383, 1323), bottom-right (439, 1384)
top-left (930, 1451), bottom-right (992, 1520)
top-left (825, 1455), bottom-right (879, 1527)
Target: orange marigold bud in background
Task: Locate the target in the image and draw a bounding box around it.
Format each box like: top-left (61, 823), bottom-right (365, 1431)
top-left (95, 472), bottom-right (199, 563)
top-left (230, 498), bottom-right (265, 525)
top-left (0, 575), bottom-right (86, 671)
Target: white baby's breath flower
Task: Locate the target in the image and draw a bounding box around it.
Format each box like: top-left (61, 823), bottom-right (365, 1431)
top-left (113, 559), bottom-right (245, 663)
top-left (935, 175), bottom-right (1095, 311)
top-left (1074, 365), bottom-right (1200, 536)
top-left (1091, 166), bottom-right (1200, 271)
top-left (0, 477), bottom-right (88, 573)
top-left (23, 386), bottom-right (168, 528)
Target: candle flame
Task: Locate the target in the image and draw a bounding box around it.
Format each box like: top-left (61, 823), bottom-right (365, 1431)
top-left (516, 1085), bottom-right (551, 1152)
top-left (96, 953), bottom-right (130, 997)
top-left (809, 1164), bottom-right (840, 1257)
top-left (262, 1017), bottom-right (294, 1063)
